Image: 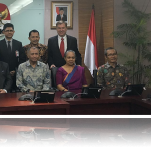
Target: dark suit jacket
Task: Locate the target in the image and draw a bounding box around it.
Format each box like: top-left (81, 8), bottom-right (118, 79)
top-left (0, 39), bottom-right (26, 71)
top-left (0, 61), bottom-right (12, 91)
top-left (48, 35), bottom-right (82, 67)
top-left (56, 14), bottom-right (67, 21)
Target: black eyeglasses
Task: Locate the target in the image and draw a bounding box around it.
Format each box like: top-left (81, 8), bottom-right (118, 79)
top-left (107, 53), bottom-right (117, 57)
top-left (4, 30), bottom-right (14, 33)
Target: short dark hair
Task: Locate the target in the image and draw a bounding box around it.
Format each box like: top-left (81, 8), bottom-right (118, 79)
top-left (29, 30), bottom-right (39, 37)
top-left (59, 7), bottom-right (64, 11)
top-left (104, 47), bottom-right (117, 56)
top-left (56, 20), bottom-right (67, 28)
top-left (3, 23), bottom-right (14, 31)
top-left (64, 50), bottom-right (76, 59)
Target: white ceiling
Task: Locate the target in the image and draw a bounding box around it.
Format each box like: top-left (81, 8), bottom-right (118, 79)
top-left (0, 0), bottom-right (16, 6)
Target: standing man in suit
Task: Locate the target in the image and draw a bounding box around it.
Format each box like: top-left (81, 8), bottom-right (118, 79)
top-left (56, 8), bottom-right (67, 21)
top-left (0, 23), bottom-right (26, 91)
top-left (48, 20), bottom-right (82, 68)
top-left (0, 61), bottom-right (12, 93)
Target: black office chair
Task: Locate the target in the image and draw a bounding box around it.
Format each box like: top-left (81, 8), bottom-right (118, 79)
top-left (51, 67), bottom-right (58, 89)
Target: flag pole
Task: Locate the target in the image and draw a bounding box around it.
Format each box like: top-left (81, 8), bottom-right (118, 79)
top-left (84, 3), bottom-right (98, 76)
top-left (92, 4), bottom-right (95, 14)
top-left (92, 4), bottom-right (95, 9)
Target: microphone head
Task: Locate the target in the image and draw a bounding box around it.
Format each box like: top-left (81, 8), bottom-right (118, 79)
top-left (26, 89), bottom-right (30, 93)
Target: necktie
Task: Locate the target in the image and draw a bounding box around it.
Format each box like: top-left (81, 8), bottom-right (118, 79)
top-left (8, 41), bottom-right (11, 52)
top-left (60, 38), bottom-right (64, 57)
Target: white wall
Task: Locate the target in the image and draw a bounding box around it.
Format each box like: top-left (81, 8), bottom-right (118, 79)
top-left (0, 0), bottom-right (45, 46)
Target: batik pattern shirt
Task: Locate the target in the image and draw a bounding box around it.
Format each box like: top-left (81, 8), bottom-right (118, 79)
top-left (23, 43), bottom-right (48, 64)
top-left (16, 61), bottom-right (50, 92)
top-left (97, 63), bottom-right (131, 89)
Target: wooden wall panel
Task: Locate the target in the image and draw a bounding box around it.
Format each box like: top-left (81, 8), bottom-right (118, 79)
top-left (78, 0), bottom-right (114, 85)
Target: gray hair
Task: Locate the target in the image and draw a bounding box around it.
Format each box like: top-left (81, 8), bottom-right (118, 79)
top-left (64, 50), bottom-right (76, 58)
top-left (56, 20), bottom-right (67, 28)
top-left (104, 47), bottom-right (117, 56)
top-left (27, 47), bottom-right (39, 53)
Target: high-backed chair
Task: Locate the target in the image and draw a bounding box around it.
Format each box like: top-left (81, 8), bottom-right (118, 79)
top-left (51, 67), bottom-right (58, 89)
top-left (93, 69), bottom-right (98, 87)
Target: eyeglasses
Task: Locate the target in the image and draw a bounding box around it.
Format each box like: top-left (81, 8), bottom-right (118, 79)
top-left (4, 30), bottom-right (14, 33)
top-left (107, 53), bottom-right (117, 57)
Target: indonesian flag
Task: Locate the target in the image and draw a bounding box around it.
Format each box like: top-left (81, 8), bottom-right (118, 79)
top-left (56, 7), bottom-right (59, 15)
top-left (84, 8), bottom-right (98, 76)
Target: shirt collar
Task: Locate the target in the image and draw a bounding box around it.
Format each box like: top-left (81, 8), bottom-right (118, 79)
top-left (26, 60), bottom-right (40, 67)
top-left (5, 38), bottom-right (13, 43)
top-left (58, 34), bottom-right (66, 40)
top-left (29, 43), bottom-right (42, 48)
top-left (105, 62), bottom-right (119, 68)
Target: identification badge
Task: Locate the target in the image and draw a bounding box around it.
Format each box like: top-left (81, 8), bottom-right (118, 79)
top-left (16, 50), bottom-right (19, 57)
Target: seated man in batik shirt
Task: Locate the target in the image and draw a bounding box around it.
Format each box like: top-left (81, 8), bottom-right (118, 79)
top-left (97, 47), bottom-right (131, 89)
top-left (16, 47), bottom-right (50, 92)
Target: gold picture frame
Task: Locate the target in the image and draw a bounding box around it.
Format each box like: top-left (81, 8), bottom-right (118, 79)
top-left (51, 1), bottom-right (73, 29)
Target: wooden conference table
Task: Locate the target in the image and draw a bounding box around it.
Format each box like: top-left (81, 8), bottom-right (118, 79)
top-left (0, 90), bottom-right (151, 130)
top-left (0, 89), bottom-right (151, 115)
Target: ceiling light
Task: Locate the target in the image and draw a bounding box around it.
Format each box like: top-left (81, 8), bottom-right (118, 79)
top-left (8, 0), bottom-right (33, 15)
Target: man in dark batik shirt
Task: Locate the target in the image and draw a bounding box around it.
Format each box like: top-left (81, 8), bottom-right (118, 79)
top-left (23, 30), bottom-right (48, 64)
top-left (97, 47), bottom-right (131, 89)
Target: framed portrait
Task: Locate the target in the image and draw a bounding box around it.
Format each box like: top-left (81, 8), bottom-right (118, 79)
top-left (51, 1), bottom-right (73, 29)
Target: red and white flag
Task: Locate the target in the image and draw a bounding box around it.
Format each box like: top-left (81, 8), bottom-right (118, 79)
top-left (84, 8), bottom-right (98, 76)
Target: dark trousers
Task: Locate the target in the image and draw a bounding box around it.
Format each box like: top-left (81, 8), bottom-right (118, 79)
top-left (10, 75), bottom-right (17, 92)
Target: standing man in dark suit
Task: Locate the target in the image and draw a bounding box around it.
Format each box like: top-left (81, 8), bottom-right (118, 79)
top-left (0, 61), bottom-right (12, 93)
top-left (48, 20), bottom-right (82, 68)
top-left (56, 8), bottom-right (67, 21)
top-left (0, 23), bottom-right (26, 91)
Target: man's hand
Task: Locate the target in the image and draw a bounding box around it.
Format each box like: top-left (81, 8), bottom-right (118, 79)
top-left (0, 89), bottom-right (7, 93)
top-left (10, 71), bottom-right (15, 76)
top-left (50, 64), bottom-right (56, 69)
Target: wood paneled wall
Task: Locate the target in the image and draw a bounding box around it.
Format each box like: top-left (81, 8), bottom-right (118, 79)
top-left (78, 0), bottom-right (114, 84)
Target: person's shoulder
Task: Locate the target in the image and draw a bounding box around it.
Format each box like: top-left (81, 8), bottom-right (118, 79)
top-left (0, 61), bottom-right (8, 67)
top-left (13, 39), bottom-right (22, 44)
top-left (23, 44), bottom-right (30, 49)
top-left (67, 35), bottom-right (76, 40)
top-left (48, 35), bottom-right (57, 41)
top-left (38, 43), bottom-right (47, 49)
top-left (58, 66), bottom-right (63, 71)
top-left (0, 38), bottom-right (5, 42)
top-left (0, 39), bottom-right (5, 45)
top-left (98, 64), bottom-right (106, 71)
top-left (39, 61), bottom-right (47, 67)
top-left (19, 61), bottom-right (27, 67)
top-left (77, 65), bottom-right (84, 70)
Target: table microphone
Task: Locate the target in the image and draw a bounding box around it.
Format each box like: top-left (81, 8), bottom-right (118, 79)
top-left (18, 89), bottom-right (33, 101)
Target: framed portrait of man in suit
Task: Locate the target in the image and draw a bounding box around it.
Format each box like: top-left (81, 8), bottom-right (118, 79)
top-left (51, 1), bottom-right (73, 29)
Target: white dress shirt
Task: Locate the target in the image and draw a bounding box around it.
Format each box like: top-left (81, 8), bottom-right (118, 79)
top-left (58, 35), bottom-right (67, 53)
